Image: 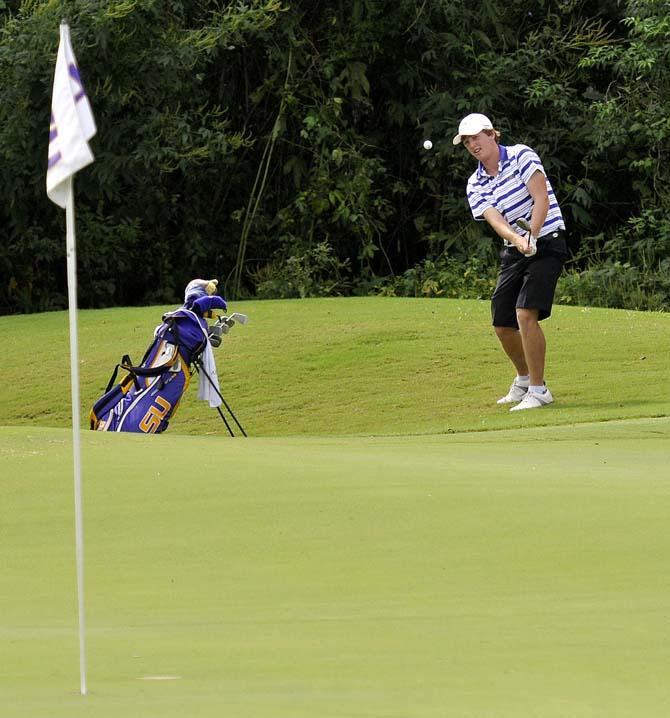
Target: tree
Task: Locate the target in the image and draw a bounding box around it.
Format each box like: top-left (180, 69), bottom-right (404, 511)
top-left (0, 0), bottom-right (666, 312)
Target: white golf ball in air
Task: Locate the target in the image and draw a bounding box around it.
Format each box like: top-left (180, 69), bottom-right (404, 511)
top-left (423, 139), bottom-right (433, 150)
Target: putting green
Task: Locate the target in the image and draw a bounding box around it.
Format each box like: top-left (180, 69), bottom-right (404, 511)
top-left (2, 419), bottom-right (669, 717)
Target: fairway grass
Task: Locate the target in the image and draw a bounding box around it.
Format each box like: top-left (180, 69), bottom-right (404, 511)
top-left (1, 297), bottom-right (669, 436)
top-left (2, 419), bottom-right (670, 717)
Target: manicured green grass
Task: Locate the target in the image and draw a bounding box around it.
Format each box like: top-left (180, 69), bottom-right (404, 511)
top-left (2, 297), bottom-right (669, 716)
top-left (1, 420), bottom-right (670, 717)
top-left (1, 297), bottom-right (669, 436)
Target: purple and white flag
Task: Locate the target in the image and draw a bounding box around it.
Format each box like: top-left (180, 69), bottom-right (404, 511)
top-left (47, 22), bottom-right (96, 208)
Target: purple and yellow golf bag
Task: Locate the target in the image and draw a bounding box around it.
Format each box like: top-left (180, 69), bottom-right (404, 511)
top-left (90, 280), bottom-right (247, 436)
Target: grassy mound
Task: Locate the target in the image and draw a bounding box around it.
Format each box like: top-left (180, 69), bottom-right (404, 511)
top-left (2, 297), bottom-right (669, 436)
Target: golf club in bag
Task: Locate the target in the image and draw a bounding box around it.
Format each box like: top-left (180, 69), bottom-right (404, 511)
top-left (89, 279), bottom-right (247, 436)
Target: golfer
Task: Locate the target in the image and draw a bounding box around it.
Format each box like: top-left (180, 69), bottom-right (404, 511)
top-left (453, 113), bottom-right (567, 411)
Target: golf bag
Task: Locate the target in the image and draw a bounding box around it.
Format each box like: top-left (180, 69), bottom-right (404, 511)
top-left (90, 280), bottom-right (247, 435)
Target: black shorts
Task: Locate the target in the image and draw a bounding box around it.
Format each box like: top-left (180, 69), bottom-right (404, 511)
top-left (491, 231), bottom-right (568, 328)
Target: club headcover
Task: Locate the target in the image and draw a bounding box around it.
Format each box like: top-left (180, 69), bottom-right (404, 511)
top-left (184, 279), bottom-right (226, 317)
top-left (191, 294), bottom-right (227, 318)
top-left (184, 278), bottom-right (219, 304)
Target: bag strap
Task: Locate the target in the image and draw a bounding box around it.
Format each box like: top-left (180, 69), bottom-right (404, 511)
top-left (104, 354), bottom-right (135, 393)
top-left (104, 353), bottom-right (178, 393)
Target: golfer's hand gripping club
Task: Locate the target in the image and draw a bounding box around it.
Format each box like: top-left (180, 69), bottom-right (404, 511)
top-left (516, 218), bottom-right (537, 256)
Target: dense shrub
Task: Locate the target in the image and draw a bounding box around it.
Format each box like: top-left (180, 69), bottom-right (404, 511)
top-left (0, 0), bottom-right (667, 313)
top-left (558, 263), bottom-right (670, 312)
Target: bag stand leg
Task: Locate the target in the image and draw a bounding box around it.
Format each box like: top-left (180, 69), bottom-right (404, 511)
top-left (215, 406), bottom-right (235, 437)
top-left (193, 359), bottom-right (248, 437)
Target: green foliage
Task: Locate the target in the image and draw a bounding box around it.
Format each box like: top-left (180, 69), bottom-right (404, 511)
top-left (252, 240), bottom-right (350, 298)
top-left (558, 208), bottom-right (670, 311)
top-left (0, 0), bottom-right (667, 313)
top-left (558, 261), bottom-right (670, 312)
top-left (0, 0), bottom-right (283, 311)
top-left (376, 256), bottom-right (498, 300)
top-left (574, 0), bottom-right (670, 307)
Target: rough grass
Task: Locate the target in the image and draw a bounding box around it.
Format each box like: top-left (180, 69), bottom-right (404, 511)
top-left (1, 297), bottom-right (669, 436)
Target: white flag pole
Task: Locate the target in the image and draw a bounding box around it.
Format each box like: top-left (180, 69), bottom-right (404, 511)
top-left (47, 21), bottom-right (96, 695)
top-left (65, 175), bottom-right (88, 696)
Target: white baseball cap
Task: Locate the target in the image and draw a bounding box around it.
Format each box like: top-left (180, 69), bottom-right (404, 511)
top-left (452, 113), bottom-right (494, 145)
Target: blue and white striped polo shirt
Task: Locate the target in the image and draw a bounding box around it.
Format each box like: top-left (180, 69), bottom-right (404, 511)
top-left (466, 144), bottom-right (565, 245)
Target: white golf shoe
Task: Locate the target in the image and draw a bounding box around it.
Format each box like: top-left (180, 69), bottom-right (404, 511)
top-left (496, 381), bottom-right (529, 405)
top-left (509, 387), bottom-right (554, 411)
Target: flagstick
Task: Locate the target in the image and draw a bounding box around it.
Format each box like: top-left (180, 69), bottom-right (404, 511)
top-left (65, 175), bottom-right (88, 696)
